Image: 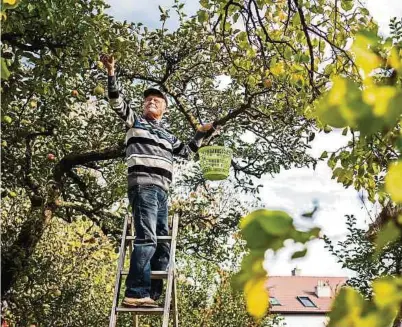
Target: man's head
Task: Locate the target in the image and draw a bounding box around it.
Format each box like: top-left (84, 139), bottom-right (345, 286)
top-left (143, 88), bottom-right (168, 121)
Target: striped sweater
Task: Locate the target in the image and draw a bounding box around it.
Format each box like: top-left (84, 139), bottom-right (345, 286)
top-left (108, 75), bottom-right (205, 191)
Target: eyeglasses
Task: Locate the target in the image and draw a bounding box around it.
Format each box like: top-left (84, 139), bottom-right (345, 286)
top-left (144, 97), bottom-right (164, 104)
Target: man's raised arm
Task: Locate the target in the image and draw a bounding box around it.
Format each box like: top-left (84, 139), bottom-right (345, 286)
top-left (100, 54), bottom-right (135, 127)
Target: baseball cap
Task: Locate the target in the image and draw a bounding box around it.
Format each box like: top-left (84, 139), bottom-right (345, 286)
top-left (143, 88), bottom-right (168, 106)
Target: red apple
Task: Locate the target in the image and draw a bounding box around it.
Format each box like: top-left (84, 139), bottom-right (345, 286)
top-left (71, 90), bottom-right (79, 97)
top-left (263, 79), bottom-right (272, 89)
top-left (47, 153), bottom-right (56, 161)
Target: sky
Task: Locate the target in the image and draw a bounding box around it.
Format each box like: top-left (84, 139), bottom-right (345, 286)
top-left (261, 131), bottom-right (377, 277)
top-left (105, 0), bottom-right (402, 35)
top-left (104, 0), bottom-right (401, 277)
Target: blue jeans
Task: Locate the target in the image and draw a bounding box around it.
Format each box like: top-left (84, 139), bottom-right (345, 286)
top-left (125, 184), bottom-right (170, 300)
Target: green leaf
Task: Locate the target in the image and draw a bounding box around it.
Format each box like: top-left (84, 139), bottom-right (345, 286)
top-left (341, 0), bottom-right (354, 11)
top-left (2, 0), bottom-right (20, 10)
top-left (385, 161), bottom-right (402, 202)
top-left (327, 287), bottom-right (365, 327)
top-left (292, 12), bottom-right (300, 25)
top-left (373, 277), bottom-right (402, 310)
top-left (291, 248), bottom-right (307, 259)
top-left (238, 31), bottom-right (247, 42)
top-left (300, 53), bottom-right (310, 64)
top-left (158, 5), bottom-right (165, 14)
top-left (284, 47), bottom-right (293, 60)
top-left (352, 32), bottom-right (381, 75)
top-left (374, 220), bottom-right (401, 255)
top-left (270, 62), bottom-right (285, 76)
top-left (244, 277), bottom-right (269, 319)
top-left (200, 0), bottom-right (210, 9)
top-left (232, 251), bottom-right (267, 293)
top-left (360, 7), bottom-right (370, 16)
top-left (197, 10), bottom-right (208, 23)
top-left (241, 209), bottom-right (293, 237)
top-left (320, 151), bottom-right (328, 159)
top-left (316, 76), bottom-right (377, 132)
top-left (362, 87), bottom-right (400, 123)
top-left (1, 58), bottom-right (10, 80)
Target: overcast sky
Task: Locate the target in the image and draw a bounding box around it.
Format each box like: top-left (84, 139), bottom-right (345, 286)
top-left (105, 0), bottom-right (402, 34)
top-left (104, 0), bottom-right (401, 277)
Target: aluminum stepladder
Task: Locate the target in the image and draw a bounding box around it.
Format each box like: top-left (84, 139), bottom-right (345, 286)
top-left (109, 213), bottom-right (179, 327)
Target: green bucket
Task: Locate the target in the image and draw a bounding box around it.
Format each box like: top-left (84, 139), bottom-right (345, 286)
top-left (198, 146), bottom-right (233, 181)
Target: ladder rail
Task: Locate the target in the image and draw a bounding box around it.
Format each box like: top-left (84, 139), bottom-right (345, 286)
top-left (109, 214), bottom-right (130, 327)
top-left (130, 220), bottom-right (138, 327)
top-left (162, 213), bottom-right (179, 327)
top-left (172, 270), bottom-right (179, 327)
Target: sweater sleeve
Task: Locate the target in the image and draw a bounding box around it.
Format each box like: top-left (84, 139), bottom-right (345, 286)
top-left (107, 75), bottom-right (136, 128)
top-left (172, 130), bottom-right (207, 159)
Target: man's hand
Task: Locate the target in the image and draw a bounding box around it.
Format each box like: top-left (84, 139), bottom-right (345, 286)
top-left (197, 122), bottom-right (215, 133)
top-left (100, 54), bottom-right (115, 76)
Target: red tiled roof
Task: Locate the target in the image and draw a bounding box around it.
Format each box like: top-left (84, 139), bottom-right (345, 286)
top-left (266, 276), bottom-right (348, 313)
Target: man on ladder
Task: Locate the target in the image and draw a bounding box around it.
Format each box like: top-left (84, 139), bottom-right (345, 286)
top-left (100, 54), bottom-right (215, 309)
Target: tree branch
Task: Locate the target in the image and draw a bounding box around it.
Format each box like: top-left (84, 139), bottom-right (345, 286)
top-left (56, 200), bottom-right (120, 220)
top-left (292, 0), bottom-right (317, 95)
top-left (53, 142), bottom-right (125, 185)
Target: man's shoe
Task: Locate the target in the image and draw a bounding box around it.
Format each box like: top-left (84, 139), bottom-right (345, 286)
top-left (122, 296), bottom-right (158, 307)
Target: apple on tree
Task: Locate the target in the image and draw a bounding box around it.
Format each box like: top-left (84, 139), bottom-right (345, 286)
top-left (96, 61), bottom-right (104, 69)
top-left (93, 85), bottom-right (104, 96)
top-left (29, 100), bottom-right (37, 108)
top-left (263, 78), bottom-right (272, 89)
top-left (47, 153), bottom-right (56, 161)
top-left (2, 115), bottom-right (12, 124)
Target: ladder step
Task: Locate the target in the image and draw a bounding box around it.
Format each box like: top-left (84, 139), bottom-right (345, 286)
top-left (116, 306), bottom-right (164, 314)
top-left (121, 270), bottom-right (168, 279)
top-left (125, 236), bottom-right (172, 242)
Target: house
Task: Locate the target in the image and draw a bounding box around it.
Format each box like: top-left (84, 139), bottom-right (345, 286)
top-left (267, 268), bottom-right (348, 327)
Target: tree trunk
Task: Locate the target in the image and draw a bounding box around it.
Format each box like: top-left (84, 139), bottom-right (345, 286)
top-left (1, 206), bottom-right (53, 298)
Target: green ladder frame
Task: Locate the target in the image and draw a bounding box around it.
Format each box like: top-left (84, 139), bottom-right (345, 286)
top-left (109, 213), bottom-right (179, 327)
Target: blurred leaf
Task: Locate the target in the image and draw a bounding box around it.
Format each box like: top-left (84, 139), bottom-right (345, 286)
top-left (374, 220), bottom-right (401, 255)
top-left (320, 151), bottom-right (328, 159)
top-left (385, 161), bottom-right (402, 202)
top-left (328, 287), bottom-right (365, 327)
top-left (352, 31), bottom-right (381, 76)
top-left (236, 208), bottom-right (320, 319)
top-left (2, 0), bottom-right (20, 9)
top-left (373, 277), bottom-right (402, 310)
top-left (244, 277), bottom-right (269, 319)
top-left (291, 248), bottom-right (307, 259)
top-left (362, 86), bottom-right (398, 119)
top-left (197, 10), bottom-right (208, 23)
top-left (341, 0), bottom-right (354, 11)
top-left (270, 62), bottom-right (285, 76)
top-left (301, 206), bottom-right (318, 218)
top-left (241, 209), bottom-right (293, 237)
top-left (1, 58), bottom-right (10, 80)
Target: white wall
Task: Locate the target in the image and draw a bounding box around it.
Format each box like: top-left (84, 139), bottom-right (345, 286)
top-left (278, 314), bottom-right (328, 327)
